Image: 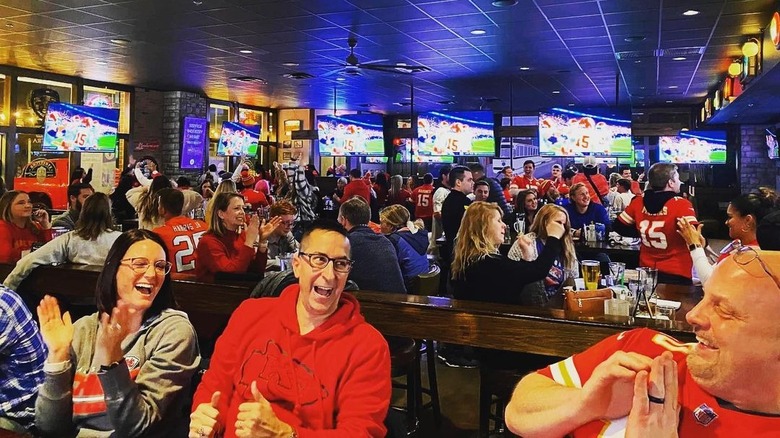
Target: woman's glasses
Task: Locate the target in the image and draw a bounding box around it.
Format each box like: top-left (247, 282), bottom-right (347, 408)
top-left (298, 252), bottom-right (354, 273)
top-left (120, 258), bottom-right (172, 275)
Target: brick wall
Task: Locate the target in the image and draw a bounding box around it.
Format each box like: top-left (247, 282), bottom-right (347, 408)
top-left (739, 125), bottom-right (780, 193)
top-left (161, 91), bottom-right (208, 181)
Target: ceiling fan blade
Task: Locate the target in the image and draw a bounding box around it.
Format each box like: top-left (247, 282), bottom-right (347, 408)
top-left (359, 63), bottom-right (431, 74)
top-left (359, 58), bottom-right (390, 65)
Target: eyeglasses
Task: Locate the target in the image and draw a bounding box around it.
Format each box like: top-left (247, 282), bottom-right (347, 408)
top-left (120, 258), bottom-right (172, 276)
top-left (298, 252), bottom-right (354, 273)
top-left (722, 240), bottom-right (780, 290)
top-left (280, 220), bottom-right (295, 226)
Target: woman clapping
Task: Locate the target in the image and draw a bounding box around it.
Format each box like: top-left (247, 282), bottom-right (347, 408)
top-left (35, 229), bottom-right (200, 437)
top-left (195, 192), bottom-right (281, 282)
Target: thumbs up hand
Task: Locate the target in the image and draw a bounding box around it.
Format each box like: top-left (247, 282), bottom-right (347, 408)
top-left (189, 391), bottom-right (222, 438)
top-left (235, 381), bottom-right (296, 438)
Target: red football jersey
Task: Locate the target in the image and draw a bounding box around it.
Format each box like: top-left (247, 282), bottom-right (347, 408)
top-left (412, 184), bottom-right (435, 219)
top-left (537, 329), bottom-right (780, 437)
top-left (512, 175), bottom-right (541, 190)
top-left (618, 196), bottom-right (697, 279)
top-left (152, 216), bottom-right (207, 278)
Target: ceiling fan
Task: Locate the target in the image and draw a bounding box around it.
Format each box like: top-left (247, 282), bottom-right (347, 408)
top-left (327, 37), bottom-right (431, 76)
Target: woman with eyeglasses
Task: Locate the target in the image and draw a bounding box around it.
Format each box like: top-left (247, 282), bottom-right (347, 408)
top-left (4, 193), bottom-right (122, 290)
top-left (195, 192), bottom-right (282, 282)
top-left (678, 192), bottom-right (776, 284)
top-left (34, 229), bottom-right (200, 437)
top-left (266, 200), bottom-right (300, 267)
top-left (0, 190), bottom-right (53, 264)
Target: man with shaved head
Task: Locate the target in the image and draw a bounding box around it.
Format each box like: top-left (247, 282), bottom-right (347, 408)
top-left (505, 249), bottom-right (780, 437)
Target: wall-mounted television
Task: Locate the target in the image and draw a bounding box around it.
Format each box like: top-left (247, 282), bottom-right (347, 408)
top-left (658, 130), bottom-right (727, 164)
top-left (42, 103), bottom-right (119, 153)
top-left (217, 122), bottom-right (260, 157)
top-left (539, 107), bottom-right (632, 157)
top-left (416, 111), bottom-right (495, 156)
top-left (317, 114), bottom-right (385, 156)
top-left (393, 138), bottom-right (455, 163)
top-left (364, 156), bottom-right (388, 163)
top-left (180, 117), bottom-right (208, 169)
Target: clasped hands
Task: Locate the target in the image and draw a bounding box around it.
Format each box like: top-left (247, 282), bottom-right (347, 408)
top-left (581, 350), bottom-right (680, 437)
top-left (189, 381), bottom-right (293, 438)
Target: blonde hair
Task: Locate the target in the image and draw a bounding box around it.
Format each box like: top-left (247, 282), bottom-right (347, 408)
top-left (380, 204), bottom-right (424, 232)
top-left (569, 182), bottom-right (588, 198)
top-left (388, 174), bottom-right (404, 199)
top-left (528, 204), bottom-right (577, 272)
top-left (205, 179), bottom-right (238, 225)
top-left (451, 202), bottom-right (502, 280)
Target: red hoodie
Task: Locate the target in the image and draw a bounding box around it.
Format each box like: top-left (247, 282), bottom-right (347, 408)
top-left (192, 286), bottom-right (391, 437)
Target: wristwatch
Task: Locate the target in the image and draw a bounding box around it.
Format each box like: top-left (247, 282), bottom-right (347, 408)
top-left (688, 243), bottom-right (702, 251)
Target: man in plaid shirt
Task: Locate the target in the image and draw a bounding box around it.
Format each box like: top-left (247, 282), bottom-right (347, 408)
top-left (0, 286), bottom-right (46, 432)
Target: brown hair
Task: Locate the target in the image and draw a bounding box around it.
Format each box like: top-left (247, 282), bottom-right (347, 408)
top-left (0, 191), bottom-right (39, 235)
top-left (207, 192), bottom-right (244, 237)
top-left (74, 192), bottom-right (114, 240)
top-left (270, 199), bottom-right (296, 217)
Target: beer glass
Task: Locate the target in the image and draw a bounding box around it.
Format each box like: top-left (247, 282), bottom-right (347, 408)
top-left (581, 260), bottom-right (600, 290)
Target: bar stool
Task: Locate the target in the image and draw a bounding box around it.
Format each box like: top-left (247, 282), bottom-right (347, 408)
top-left (408, 265), bottom-right (442, 429)
top-left (478, 367), bottom-right (522, 437)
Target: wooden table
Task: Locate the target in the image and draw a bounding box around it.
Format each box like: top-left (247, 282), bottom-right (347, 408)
top-left (0, 264), bottom-right (697, 358)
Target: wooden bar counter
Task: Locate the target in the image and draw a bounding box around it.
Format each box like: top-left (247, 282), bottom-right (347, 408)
top-left (0, 264), bottom-right (697, 358)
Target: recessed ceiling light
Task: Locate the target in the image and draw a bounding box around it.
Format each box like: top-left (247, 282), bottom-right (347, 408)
top-left (492, 0), bottom-right (518, 6)
top-left (396, 62), bottom-right (407, 66)
top-left (673, 56), bottom-right (686, 61)
top-left (192, 0), bottom-right (203, 5)
top-left (568, 103), bottom-right (575, 106)
top-left (666, 100), bottom-right (673, 103)
top-left (519, 66), bottom-right (531, 71)
top-left (683, 10), bottom-right (699, 16)
top-left (336, 77), bottom-right (346, 81)
top-left (282, 62), bottom-right (299, 67)
top-left (110, 38), bottom-right (131, 45)
top-left (239, 49), bottom-right (252, 54)
top-left (552, 90), bottom-right (560, 94)
top-left (668, 85), bottom-right (678, 89)
top-left (624, 36), bottom-right (646, 42)
top-left (634, 60), bottom-right (642, 63)
top-left (95, 60), bottom-right (107, 65)
top-left (4, 22), bottom-right (13, 28)
top-left (470, 29), bottom-right (487, 35)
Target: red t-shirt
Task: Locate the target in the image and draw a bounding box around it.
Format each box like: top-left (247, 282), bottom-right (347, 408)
top-left (387, 189), bottom-right (411, 207)
top-left (194, 230), bottom-right (267, 282)
top-left (152, 216), bottom-right (207, 279)
top-left (343, 180), bottom-right (371, 203)
top-left (411, 184), bottom-right (435, 219)
top-left (537, 328), bottom-right (780, 437)
top-left (618, 196), bottom-right (698, 279)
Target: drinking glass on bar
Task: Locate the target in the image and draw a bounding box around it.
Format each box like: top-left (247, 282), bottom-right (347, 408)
top-left (581, 260), bottom-right (600, 290)
top-left (608, 262), bottom-right (626, 286)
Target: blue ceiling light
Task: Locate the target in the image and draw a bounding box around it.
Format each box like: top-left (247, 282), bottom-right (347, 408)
top-left (492, 0), bottom-right (518, 6)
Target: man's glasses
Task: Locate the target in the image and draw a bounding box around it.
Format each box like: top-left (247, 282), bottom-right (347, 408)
top-left (120, 258), bottom-right (172, 276)
top-left (279, 220), bottom-right (295, 226)
top-left (298, 252), bottom-right (354, 273)
top-left (722, 240), bottom-right (780, 290)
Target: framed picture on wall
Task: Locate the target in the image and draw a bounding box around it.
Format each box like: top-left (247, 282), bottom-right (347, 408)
top-left (282, 140), bottom-right (292, 148)
top-left (282, 151), bottom-right (292, 160)
top-left (292, 140), bottom-right (303, 148)
top-left (284, 120), bottom-right (302, 137)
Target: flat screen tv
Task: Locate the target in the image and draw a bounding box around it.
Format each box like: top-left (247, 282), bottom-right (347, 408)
top-left (216, 122), bottom-right (260, 157)
top-left (364, 156), bottom-right (388, 163)
top-left (42, 103), bottom-right (119, 153)
top-left (180, 117), bottom-right (208, 169)
top-left (658, 130), bottom-right (727, 164)
top-left (539, 108), bottom-right (632, 157)
top-left (316, 114), bottom-right (385, 156)
top-left (416, 111), bottom-right (495, 156)
top-left (394, 139), bottom-right (454, 163)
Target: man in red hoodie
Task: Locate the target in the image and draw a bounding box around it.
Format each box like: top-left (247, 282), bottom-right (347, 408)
top-left (190, 220), bottom-right (391, 438)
